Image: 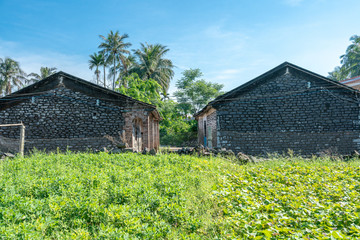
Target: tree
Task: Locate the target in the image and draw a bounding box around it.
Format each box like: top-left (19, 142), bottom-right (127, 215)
top-left (27, 67), bottom-right (57, 84)
top-left (157, 99), bottom-right (197, 146)
top-left (132, 43), bottom-right (174, 94)
top-left (328, 66), bottom-right (346, 81)
top-left (329, 35), bottom-right (360, 81)
top-left (97, 52), bottom-right (109, 88)
top-left (89, 53), bottom-right (102, 85)
top-left (0, 57), bottom-right (26, 95)
top-left (174, 68), bottom-right (224, 115)
top-left (340, 35), bottom-right (360, 78)
top-left (99, 31), bottom-right (131, 90)
top-left (116, 73), bottom-right (162, 105)
top-left (109, 54), bottom-right (136, 88)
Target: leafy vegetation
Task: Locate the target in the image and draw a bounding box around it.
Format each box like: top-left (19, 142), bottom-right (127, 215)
top-left (0, 57), bottom-right (25, 95)
top-left (99, 31), bottom-right (132, 90)
top-left (329, 35), bottom-right (360, 81)
top-left (88, 52), bottom-right (103, 86)
top-left (27, 67), bottom-right (57, 84)
top-left (215, 155), bottom-right (360, 239)
top-left (116, 73), bottom-right (162, 105)
top-left (158, 99), bottom-right (197, 146)
top-left (0, 152), bottom-right (359, 239)
top-left (114, 68), bottom-right (221, 146)
top-left (131, 43), bottom-right (174, 94)
top-left (92, 31), bottom-right (174, 95)
top-left (174, 68), bottom-right (224, 115)
top-left (0, 57), bottom-right (57, 95)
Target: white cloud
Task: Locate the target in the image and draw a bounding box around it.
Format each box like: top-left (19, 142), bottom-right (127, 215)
top-left (0, 39), bottom-right (95, 83)
top-left (208, 69), bottom-right (243, 81)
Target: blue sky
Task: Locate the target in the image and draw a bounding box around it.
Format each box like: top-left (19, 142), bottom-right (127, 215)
top-left (0, 0), bottom-right (358, 95)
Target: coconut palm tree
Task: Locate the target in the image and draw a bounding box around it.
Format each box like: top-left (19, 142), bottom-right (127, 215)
top-left (328, 66), bottom-right (347, 81)
top-left (340, 35), bottom-right (360, 78)
top-left (97, 51), bottom-right (109, 88)
top-left (98, 31), bottom-right (131, 90)
top-left (0, 57), bottom-right (26, 95)
top-left (89, 53), bottom-right (102, 85)
top-left (108, 54), bottom-right (136, 88)
top-left (132, 43), bottom-right (174, 94)
top-left (27, 67), bottom-right (57, 85)
top-left (40, 67), bottom-right (57, 79)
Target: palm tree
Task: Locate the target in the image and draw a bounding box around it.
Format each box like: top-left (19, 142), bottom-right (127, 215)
top-left (98, 51), bottom-right (108, 88)
top-left (328, 66), bottom-right (347, 81)
top-left (99, 31), bottom-right (131, 90)
top-left (132, 43), bottom-right (174, 94)
top-left (0, 57), bottom-right (26, 95)
top-left (108, 54), bottom-right (136, 88)
top-left (27, 67), bottom-right (57, 85)
top-left (89, 53), bottom-right (102, 85)
top-left (40, 67), bottom-right (57, 78)
top-left (340, 35), bottom-right (360, 78)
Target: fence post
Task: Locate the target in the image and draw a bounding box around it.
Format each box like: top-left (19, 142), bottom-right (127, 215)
top-left (19, 123), bottom-right (25, 157)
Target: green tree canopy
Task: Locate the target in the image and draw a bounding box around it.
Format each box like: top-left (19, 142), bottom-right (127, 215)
top-left (329, 35), bottom-right (360, 81)
top-left (340, 35), bottom-right (360, 78)
top-left (99, 31), bottom-right (131, 90)
top-left (174, 68), bottom-right (224, 115)
top-left (0, 57), bottom-right (25, 95)
top-left (88, 53), bottom-right (102, 85)
top-left (116, 73), bottom-right (162, 106)
top-left (27, 67), bottom-right (57, 85)
top-left (131, 43), bottom-right (174, 94)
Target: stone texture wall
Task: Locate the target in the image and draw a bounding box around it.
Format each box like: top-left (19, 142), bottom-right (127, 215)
top-left (0, 86), bottom-right (157, 152)
top-left (207, 110), bottom-right (217, 147)
top-left (197, 109), bottom-right (217, 148)
top-left (212, 68), bottom-right (360, 155)
top-left (123, 111), bottom-right (160, 151)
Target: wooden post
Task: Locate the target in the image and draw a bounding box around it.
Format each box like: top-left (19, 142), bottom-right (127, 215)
top-left (19, 123), bottom-right (25, 157)
top-left (0, 123), bottom-right (25, 157)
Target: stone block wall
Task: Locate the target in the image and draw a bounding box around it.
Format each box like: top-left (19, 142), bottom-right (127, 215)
top-left (213, 68), bottom-right (360, 155)
top-left (0, 86), bottom-right (144, 152)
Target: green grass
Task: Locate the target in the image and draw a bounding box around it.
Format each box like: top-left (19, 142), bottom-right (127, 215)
top-left (0, 152), bottom-right (359, 239)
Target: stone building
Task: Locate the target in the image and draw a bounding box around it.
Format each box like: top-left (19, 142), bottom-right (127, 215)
top-left (0, 72), bottom-right (161, 152)
top-left (195, 62), bottom-right (360, 155)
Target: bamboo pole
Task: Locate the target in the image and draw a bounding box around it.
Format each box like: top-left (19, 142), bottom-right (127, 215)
top-left (0, 123), bottom-right (24, 127)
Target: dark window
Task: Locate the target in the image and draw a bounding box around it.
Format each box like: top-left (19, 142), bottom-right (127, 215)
top-left (204, 120), bottom-right (207, 137)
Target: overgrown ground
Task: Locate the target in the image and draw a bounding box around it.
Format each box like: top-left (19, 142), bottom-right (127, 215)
top-left (0, 152), bottom-right (359, 239)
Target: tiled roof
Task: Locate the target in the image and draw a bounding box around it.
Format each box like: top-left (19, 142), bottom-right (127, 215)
top-left (340, 76), bottom-right (360, 85)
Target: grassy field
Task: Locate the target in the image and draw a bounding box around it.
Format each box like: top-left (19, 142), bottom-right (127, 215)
top-left (0, 152), bottom-right (359, 239)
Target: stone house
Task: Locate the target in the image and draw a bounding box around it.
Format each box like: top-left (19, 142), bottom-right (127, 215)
top-left (0, 72), bottom-right (161, 152)
top-left (195, 62), bottom-right (360, 156)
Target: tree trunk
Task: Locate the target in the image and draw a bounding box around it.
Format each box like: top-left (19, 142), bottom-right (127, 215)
top-left (103, 65), bottom-right (106, 88)
top-left (7, 80), bottom-right (11, 95)
top-left (113, 56), bottom-right (116, 90)
top-left (96, 67), bottom-right (99, 85)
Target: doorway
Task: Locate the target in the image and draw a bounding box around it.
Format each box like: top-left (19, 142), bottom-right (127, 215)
top-left (132, 118), bottom-right (142, 152)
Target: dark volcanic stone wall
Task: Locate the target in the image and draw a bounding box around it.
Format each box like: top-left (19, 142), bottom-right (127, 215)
top-left (213, 69), bottom-right (360, 155)
top-left (0, 86), bottom-right (127, 152)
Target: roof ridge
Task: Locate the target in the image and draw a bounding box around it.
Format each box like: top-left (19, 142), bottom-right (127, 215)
top-left (194, 62), bottom-right (359, 117)
top-left (1, 71), bottom-right (156, 109)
